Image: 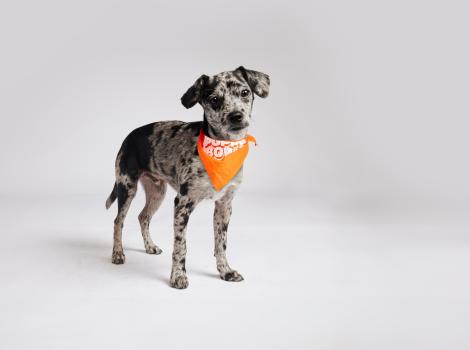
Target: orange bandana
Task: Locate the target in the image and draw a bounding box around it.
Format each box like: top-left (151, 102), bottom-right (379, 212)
top-left (197, 130), bottom-right (257, 191)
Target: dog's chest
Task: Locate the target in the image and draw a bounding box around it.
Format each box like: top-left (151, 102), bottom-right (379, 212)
top-left (191, 168), bottom-right (243, 201)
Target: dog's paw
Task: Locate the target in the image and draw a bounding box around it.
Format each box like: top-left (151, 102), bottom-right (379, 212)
top-left (221, 270), bottom-right (244, 282)
top-left (170, 274), bottom-right (189, 289)
top-left (146, 245), bottom-right (163, 255)
top-left (112, 250), bottom-right (125, 264)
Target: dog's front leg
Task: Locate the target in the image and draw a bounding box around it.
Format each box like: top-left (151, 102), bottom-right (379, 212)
top-left (214, 188), bottom-right (244, 282)
top-left (170, 194), bottom-right (196, 289)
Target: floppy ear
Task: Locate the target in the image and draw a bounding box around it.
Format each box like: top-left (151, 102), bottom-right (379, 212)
top-left (235, 66), bottom-right (270, 98)
top-left (181, 74), bottom-right (209, 109)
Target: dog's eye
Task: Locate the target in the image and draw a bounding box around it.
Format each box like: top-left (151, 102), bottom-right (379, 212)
top-left (209, 97), bottom-right (218, 106)
top-left (241, 89), bottom-right (250, 97)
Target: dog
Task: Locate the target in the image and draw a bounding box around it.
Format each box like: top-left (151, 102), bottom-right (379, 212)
top-left (105, 66), bottom-right (270, 289)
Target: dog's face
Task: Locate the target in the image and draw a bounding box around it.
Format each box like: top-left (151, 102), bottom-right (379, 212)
top-left (181, 67), bottom-right (270, 139)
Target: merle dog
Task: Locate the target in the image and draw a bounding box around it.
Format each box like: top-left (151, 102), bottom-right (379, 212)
top-left (105, 67), bottom-right (270, 289)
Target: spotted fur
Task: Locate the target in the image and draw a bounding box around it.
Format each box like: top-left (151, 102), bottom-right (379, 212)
top-left (106, 67), bottom-right (270, 289)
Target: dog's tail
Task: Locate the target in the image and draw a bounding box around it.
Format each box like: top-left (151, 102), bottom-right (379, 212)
top-left (105, 183), bottom-right (117, 209)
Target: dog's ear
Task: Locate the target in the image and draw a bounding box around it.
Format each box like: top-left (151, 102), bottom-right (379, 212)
top-left (235, 66), bottom-right (270, 98)
top-left (181, 74), bottom-right (209, 109)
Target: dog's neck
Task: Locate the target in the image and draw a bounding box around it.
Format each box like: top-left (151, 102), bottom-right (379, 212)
top-left (203, 115), bottom-right (248, 141)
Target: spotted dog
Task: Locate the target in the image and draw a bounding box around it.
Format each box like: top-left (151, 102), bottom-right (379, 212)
top-left (105, 67), bottom-right (270, 289)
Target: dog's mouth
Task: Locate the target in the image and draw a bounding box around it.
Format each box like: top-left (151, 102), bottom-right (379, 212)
top-left (229, 123), bottom-right (249, 131)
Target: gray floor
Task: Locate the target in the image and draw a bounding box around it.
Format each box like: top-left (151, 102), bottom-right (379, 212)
top-left (1, 193), bottom-right (469, 349)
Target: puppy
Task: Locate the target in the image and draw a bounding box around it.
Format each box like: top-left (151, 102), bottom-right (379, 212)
top-left (106, 66), bottom-right (270, 289)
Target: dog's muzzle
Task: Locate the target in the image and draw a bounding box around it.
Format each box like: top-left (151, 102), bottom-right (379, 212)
top-left (227, 111), bottom-right (248, 131)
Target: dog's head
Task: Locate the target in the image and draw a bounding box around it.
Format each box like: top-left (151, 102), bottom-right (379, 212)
top-left (181, 67), bottom-right (270, 139)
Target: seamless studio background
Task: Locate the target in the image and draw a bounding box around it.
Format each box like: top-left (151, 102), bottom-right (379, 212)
top-left (1, 1), bottom-right (469, 350)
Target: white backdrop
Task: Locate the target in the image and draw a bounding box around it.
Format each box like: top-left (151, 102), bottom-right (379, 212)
top-left (1, 2), bottom-right (470, 350)
top-left (1, 0), bottom-right (469, 212)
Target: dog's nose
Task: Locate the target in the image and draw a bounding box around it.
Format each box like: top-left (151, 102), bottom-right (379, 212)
top-left (228, 112), bottom-right (244, 124)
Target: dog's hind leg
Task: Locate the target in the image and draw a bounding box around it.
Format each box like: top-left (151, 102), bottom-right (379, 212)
top-left (138, 174), bottom-right (167, 254)
top-left (213, 187), bottom-right (243, 282)
top-left (112, 176), bottom-right (138, 264)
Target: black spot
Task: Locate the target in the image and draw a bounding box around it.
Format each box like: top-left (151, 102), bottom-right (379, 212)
top-left (227, 80), bottom-right (242, 91)
top-left (180, 214), bottom-right (189, 226)
top-left (185, 201), bottom-right (194, 210)
top-left (170, 125), bottom-right (180, 138)
top-left (224, 271), bottom-right (235, 280)
top-left (175, 236), bottom-right (182, 242)
top-left (154, 130), bottom-right (164, 146)
top-left (200, 78), bottom-right (221, 101)
top-left (118, 123), bottom-right (156, 179)
top-left (223, 243), bottom-right (226, 250)
top-left (194, 146), bottom-right (199, 155)
top-left (116, 183), bottom-right (129, 211)
top-left (174, 197), bottom-right (179, 206)
top-left (222, 223), bottom-right (228, 232)
top-left (187, 121), bottom-right (203, 136)
top-left (180, 182), bottom-right (189, 196)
